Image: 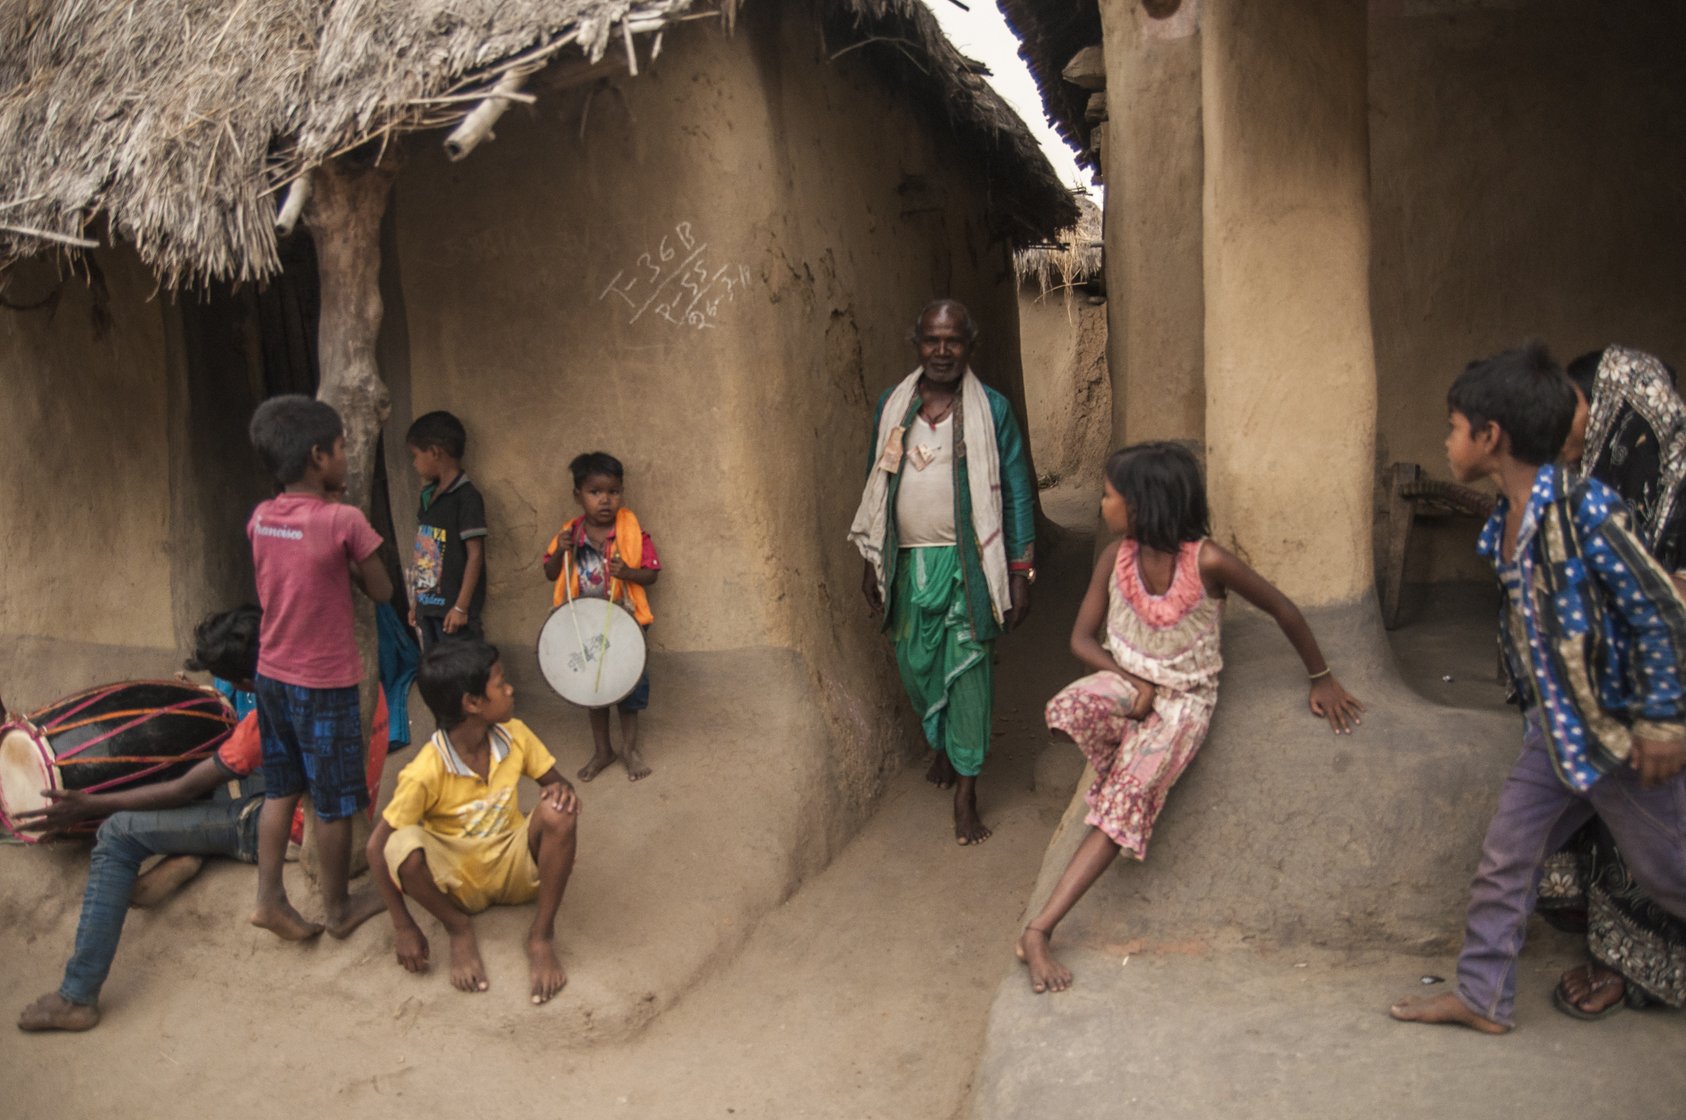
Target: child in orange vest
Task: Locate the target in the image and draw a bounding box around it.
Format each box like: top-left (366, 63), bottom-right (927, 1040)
top-left (541, 452), bottom-right (661, 782)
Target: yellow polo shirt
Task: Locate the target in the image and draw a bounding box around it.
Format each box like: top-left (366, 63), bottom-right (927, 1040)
top-left (383, 719), bottom-right (558, 841)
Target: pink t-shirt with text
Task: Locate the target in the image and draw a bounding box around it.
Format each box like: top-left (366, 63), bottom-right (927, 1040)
top-left (248, 493), bottom-right (385, 689)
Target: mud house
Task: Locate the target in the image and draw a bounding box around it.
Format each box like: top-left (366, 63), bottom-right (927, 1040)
top-left (1, 0), bottom-right (1082, 1047)
top-left (983, 0), bottom-right (1686, 967)
top-left (1, 0), bottom-right (1075, 854)
top-left (967, 6), bottom-right (1686, 1109)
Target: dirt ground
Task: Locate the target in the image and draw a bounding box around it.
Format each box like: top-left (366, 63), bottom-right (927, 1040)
top-left (0, 493), bottom-right (1097, 1120)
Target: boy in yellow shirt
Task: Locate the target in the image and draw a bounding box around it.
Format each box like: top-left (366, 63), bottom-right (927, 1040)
top-left (367, 639), bottom-right (579, 1003)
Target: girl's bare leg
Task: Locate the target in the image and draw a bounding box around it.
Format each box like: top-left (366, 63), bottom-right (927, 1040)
top-left (1016, 827), bottom-right (1121, 993)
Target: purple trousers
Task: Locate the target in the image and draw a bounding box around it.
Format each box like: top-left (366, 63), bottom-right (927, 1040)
top-left (1457, 712), bottom-right (1686, 1025)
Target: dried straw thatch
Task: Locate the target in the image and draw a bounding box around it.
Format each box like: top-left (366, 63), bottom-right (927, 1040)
top-left (995, 0), bottom-right (1101, 169)
top-left (0, 0), bottom-right (1076, 285)
top-left (1013, 193), bottom-right (1100, 294)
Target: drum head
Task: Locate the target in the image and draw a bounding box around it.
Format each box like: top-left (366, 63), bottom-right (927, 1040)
top-left (537, 600), bottom-right (648, 708)
top-left (0, 722), bottom-right (56, 843)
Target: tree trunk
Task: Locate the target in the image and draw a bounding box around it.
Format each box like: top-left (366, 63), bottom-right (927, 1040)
top-left (301, 157), bottom-right (399, 878)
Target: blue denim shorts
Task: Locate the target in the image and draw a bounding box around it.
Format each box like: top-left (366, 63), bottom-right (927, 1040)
top-left (617, 669), bottom-right (650, 714)
top-left (254, 676), bottom-right (369, 821)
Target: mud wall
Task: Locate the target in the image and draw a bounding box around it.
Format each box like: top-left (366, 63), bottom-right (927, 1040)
top-left (1018, 284), bottom-right (1109, 485)
top-left (1098, 0), bottom-right (1204, 448)
top-left (1202, 0), bottom-right (1377, 606)
top-left (1370, 1), bottom-right (1686, 584)
top-left (386, 4), bottom-right (1028, 835)
top-left (0, 251), bottom-right (182, 706)
top-left (0, 249), bottom-right (273, 709)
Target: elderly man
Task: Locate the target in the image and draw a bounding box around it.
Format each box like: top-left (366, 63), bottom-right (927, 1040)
top-left (849, 299), bottom-right (1036, 845)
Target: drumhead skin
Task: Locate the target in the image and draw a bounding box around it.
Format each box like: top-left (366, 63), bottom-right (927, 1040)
top-left (537, 600), bottom-right (648, 707)
top-left (0, 722), bottom-right (56, 843)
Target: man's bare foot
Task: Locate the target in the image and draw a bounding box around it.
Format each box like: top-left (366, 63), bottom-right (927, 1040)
top-left (17, 992), bottom-right (99, 1032)
top-left (954, 797), bottom-right (991, 846)
top-left (129, 855), bottom-right (205, 909)
top-left (528, 936), bottom-right (568, 1004)
top-left (1555, 963), bottom-right (1626, 1019)
top-left (926, 752), bottom-right (957, 790)
top-left (449, 928), bottom-right (489, 993)
top-left (1389, 992), bottom-right (1509, 1034)
top-left (325, 888), bottom-right (386, 940)
top-left (250, 899), bottom-right (324, 941)
top-left (577, 750), bottom-right (617, 782)
top-left (623, 744), bottom-right (652, 782)
top-left (1015, 927), bottom-right (1071, 994)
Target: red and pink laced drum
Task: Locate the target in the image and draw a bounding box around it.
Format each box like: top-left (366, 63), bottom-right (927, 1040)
top-left (0, 680), bottom-right (236, 843)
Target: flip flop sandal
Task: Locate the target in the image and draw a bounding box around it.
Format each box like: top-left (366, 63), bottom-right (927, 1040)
top-left (1552, 969), bottom-right (1627, 1021)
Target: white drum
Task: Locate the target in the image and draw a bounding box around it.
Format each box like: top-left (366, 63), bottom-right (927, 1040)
top-left (536, 599), bottom-right (648, 708)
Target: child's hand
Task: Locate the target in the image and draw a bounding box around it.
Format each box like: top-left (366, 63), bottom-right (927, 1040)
top-left (1309, 676), bottom-right (1364, 734)
top-left (394, 925), bottom-right (430, 973)
top-left (14, 788), bottom-right (99, 833)
top-left (543, 780), bottom-right (580, 814)
top-left (1630, 733), bottom-right (1686, 787)
top-left (607, 555), bottom-right (637, 581)
top-left (1120, 675), bottom-right (1156, 720)
top-left (442, 606), bottom-right (468, 633)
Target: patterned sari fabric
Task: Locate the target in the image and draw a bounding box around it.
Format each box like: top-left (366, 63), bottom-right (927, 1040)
top-left (1044, 539), bottom-right (1222, 859)
top-left (1541, 345), bottom-right (1686, 1006)
top-left (1574, 346), bottom-right (1686, 571)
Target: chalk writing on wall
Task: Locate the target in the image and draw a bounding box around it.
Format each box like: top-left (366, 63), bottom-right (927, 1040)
top-left (599, 222), bottom-right (752, 331)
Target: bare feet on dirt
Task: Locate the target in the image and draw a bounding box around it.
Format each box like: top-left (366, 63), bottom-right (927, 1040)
top-left (926, 751), bottom-right (957, 790)
top-left (528, 936), bottom-right (568, 1004)
top-left (326, 888), bottom-right (386, 940)
top-left (1389, 992), bottom-right (1509, 1034)
top-left (623, 743), bottom-right (652, 782)
top-left (1557, 962), bottom-right (1626, 1017)
top-left (577, 749), bottom-right (618, 782)
top-left (251, 900), bottom-right (325, 941)
top-left (954, 791), bottom-right (991, 846)
top-left (17, 992), bottom-right (100, 1032)
top-left (1015, 927), bottom-right (1071, 994)
top-left (129, 855), bottom-right (205, 909)
top-left (450, 928), bottom-right (490, 992)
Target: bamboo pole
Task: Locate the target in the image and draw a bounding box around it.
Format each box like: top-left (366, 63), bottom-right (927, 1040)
top-left (443, 71), bottom-right (530, 162)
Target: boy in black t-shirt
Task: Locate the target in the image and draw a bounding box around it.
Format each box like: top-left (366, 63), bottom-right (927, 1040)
top-left (407, 411), bottom-right (488, 651)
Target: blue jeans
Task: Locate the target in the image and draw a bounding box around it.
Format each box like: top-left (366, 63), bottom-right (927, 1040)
top-left (1456, 713), bottom-right (1686, 1025)
top-left (59, 800), bottom-right (259, 1006)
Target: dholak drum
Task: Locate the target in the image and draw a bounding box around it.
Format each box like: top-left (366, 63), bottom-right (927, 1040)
top-left (536, 600), bottom-right (648, 708)
top-left (0, 680), bottom-right (236, 843)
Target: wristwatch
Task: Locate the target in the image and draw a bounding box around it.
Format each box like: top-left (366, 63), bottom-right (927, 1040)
top-left (1012, 566), bottom-right (1037, 586)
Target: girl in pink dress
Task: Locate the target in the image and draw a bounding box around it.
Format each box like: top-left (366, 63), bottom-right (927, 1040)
top-left (1017, 442), bottom-right (1365, 994)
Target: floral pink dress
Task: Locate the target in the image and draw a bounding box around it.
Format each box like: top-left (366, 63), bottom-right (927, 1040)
top-left (1044, 538), bottom-right (1222, 859)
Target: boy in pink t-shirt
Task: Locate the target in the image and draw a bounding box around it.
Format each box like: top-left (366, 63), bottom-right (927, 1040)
top-left (246, 395), bottom-right (393, 941)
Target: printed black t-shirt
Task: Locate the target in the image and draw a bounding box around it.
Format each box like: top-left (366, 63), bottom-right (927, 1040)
top-left (413, 474), bottom-right (488, 619)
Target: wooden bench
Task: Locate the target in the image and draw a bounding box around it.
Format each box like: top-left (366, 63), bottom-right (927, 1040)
top-left (1380, 462), bottom-right (1496, 630)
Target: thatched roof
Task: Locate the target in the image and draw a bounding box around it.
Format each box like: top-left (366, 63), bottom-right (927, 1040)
top-left (1014, 193), bottom-right (1100, 293)
top-left (996, 0), bottom-right (1101, 170)
top-left (0, 0), bottom-right (1076, 285)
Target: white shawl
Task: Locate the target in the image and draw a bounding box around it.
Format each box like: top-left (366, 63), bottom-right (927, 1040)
top-left (848, 367), bottom-right (1011, 622)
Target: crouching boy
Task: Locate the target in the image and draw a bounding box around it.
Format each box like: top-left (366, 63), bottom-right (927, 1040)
top-left (367, 639), bottom-right (579, 1003)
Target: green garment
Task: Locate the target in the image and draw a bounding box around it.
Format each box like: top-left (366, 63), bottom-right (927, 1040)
top-left (891, 546), bottom-right (993, 776)
top-left (869, 378), bottom-right (1036, 644)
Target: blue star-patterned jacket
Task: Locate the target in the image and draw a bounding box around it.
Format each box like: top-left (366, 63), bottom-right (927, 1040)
top-left (1479, 464), bottom-right (1686, 790)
